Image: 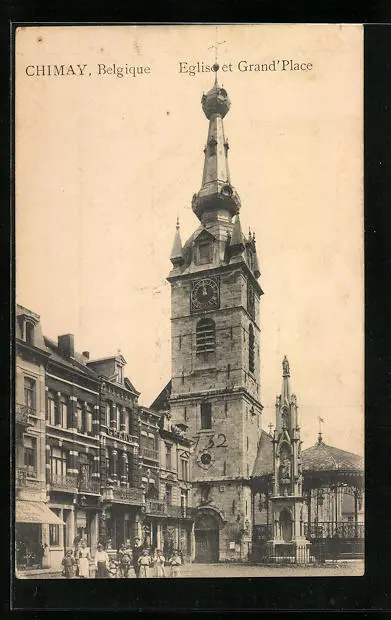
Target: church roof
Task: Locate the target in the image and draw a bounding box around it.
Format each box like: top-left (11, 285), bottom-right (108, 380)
top-left (150, 379), bottom-right (172, 412)
top-left (251, 430), bottom-right (274, 478)
top-left (301, 440), bottom-right (364, 472)
top-left (251, 432), bottom-right (364, 479)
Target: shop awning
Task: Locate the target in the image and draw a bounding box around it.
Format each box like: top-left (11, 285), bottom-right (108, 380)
top-left (16, 501), bottom-right (65, 525)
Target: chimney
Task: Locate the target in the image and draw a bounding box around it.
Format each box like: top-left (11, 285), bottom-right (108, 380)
top-left (82, 351), bottom-right (90, 360)
top-left (58, 334), bottom-right (75, 358)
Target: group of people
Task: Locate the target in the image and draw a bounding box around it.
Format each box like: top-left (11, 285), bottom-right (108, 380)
top-left (130, 538), bottom-right (183, 578)
top-left (61, 537), bottom-right (183, 579)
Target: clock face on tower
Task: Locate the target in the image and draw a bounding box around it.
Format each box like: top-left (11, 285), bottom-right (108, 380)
top-left (190, 276), bottom-right (220, 312)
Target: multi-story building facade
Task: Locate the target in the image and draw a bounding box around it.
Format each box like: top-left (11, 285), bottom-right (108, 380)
top-left (44, 334), bottom-right (102, 569)
top-left (148, 386), bottom-right (193, 559)
top-left (86, 353), bottom-right (143, 549)
top-left (165, 69), bottom-right (263, 562)
top-left (15, 305), bottom-right (63, 571)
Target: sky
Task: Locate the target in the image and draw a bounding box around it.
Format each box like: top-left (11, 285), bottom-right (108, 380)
top-left (15, 24), bottom-right (364, 454)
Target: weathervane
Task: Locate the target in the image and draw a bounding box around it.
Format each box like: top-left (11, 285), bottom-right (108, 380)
top-left (208, 39), bottom-right (226, 82)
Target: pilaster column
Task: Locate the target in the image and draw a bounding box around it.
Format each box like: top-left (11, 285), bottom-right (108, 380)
top-left (45, 386), bottom-right (49, 421)
top-left (56, 392), bottom-right (62, 425)
top-left (45, 444), bottom-right (51, 483)
top-left (91, 513), bottom-right (99, 558)
top-left (59, 508), bottom-right (64, 549)
top-left (66, 509), bottom-right (75, 550)
top-left (92, 453), bottom-right (100, 478)
top-left (110, 448), bottom-right (118, 482)
top-left (93, 405), bottom-right (100, 437)
top-left (120, 451), bottom-right (128, 486)
top-left (68, 450), bottom-right (79, 476)
top-left (69, 396), bottom-right (78, 430)
top-left (120, 406), bottom-right (126, 432)
top-left (110, 403), bottom-right (117, 429)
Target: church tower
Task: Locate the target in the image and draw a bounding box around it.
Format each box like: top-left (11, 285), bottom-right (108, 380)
top-left (268, 356), bottom-right (310, 562)
top-left (167, 67), bottom-right (263, 562)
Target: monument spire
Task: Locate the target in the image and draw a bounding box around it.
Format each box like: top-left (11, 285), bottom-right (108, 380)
top-left (192, 63), bottom-right (240, 223)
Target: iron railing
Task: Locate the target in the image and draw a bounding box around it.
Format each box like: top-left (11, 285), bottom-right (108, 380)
top-left (16, 403), bottom-right (35, 426)
top-left (145, 501), bottom-right (190, 518)
top-left (112, 485), bottom-right (144, 505)
top-left (49, 473), bottom-right (78, 491)
top-left (16, 467), bottom-right (45, 490)
top-left (253, 524), bottom-right (274, 542)
top-left (304, 521), bottom-right (364, 539)
top-left (78, 478), bottom-right (101, 494)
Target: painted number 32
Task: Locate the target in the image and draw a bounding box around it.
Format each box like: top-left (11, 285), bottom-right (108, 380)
top-left (193, 433), bottom-right (228, 450)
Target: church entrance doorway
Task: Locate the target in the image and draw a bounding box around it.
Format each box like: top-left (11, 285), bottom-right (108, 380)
top-left (279, 509), bottom-right (293, 542)
top-left (194, 513), bottom-right (219, 563)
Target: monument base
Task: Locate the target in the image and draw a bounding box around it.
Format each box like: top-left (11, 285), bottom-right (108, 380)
top-left (266, 538), bottom-right (311, 564)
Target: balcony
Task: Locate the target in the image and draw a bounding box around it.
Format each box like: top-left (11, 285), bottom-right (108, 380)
top-left (49, 473), bottom-right (78, 492)
top-left (101, 485), bottom-right (144, 505)
top-left (16, 467), bottom-right (45, 491)
top-left (15, 403), bottom-right (35, 427)
top-left (141, 447), bottom-right (159, 462)
top-left (78, 478), bottom-right (101, 495)
top-left (145, 501), bottom-right (191, 519)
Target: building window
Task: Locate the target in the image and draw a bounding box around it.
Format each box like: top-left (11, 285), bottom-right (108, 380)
top-left (50, 447), bottom-right (67, 479)
top-left (198, 242), bottom-right (212, 265)
top-left (165, 444), bottom-right (172, 470)
top-left (123, 408), bottom-right (130, 433)
top-left (76, 402), bottom-right (83, 432)
top-left (23, 435), bottom-right (37, 476)
top-left (249, 324), bottom-right (255, 373)
top-left (60, 397), bottom-right (68, 429)
top-left (165, 484), bottom-right (172, 506)
top-left (86, 405), bottom-right (93, 434)
top-left (117, 365), bottom-right (123, 383)
top-left (200, 402), bottom-right (212, 430)
top-left (116, 405), bottom-right (121, 431)
top-left (196, 318), bottom-right (216, 356)
top-left (47, 393), bottom-right (60, 425)
top-left (180, 458), bottom-right (189, 481)
top-left (24, 377), bottom-right (36, 411)
top-left (180, 490), bottom-right (188, 515)
top-left (49, 524), bottom-right (60, 546)
top-left (25, 322), bottom-right (35, 346)
top-left (105, 401), bottom-right (111, 427)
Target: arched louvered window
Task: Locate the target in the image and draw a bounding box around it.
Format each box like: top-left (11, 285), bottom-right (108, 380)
top-left (249, 324), bottom-right (255, 373)
top-left (196, 318), bottom-right (216, 356)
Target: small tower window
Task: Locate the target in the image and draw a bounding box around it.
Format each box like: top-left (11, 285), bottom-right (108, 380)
top-left (196, 318), bottom-right (216, 356)
top-left (198, 242), bottom-right (212, 265)
top-left (200, 402), bottom-right (212, 430)
top-left (249, 324), bottom-right (255, 373)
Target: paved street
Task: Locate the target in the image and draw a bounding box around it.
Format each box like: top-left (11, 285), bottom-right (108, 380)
top-left (18, 560), bottom-right (364, 579)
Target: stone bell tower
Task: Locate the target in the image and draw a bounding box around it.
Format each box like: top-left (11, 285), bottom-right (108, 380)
top-left (268, 356), bottom-right (310, 563)
top-left (167, 65), bottom-right (263, 562)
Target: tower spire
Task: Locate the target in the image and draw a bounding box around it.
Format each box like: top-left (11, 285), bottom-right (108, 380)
top-left (192, 65), bottom-right (240, 223)
top-left (170, 217), bottom-right (184, 267)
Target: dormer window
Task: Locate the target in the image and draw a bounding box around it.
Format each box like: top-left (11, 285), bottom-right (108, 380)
top-left (25, 322), bottom-right (35, 346)
top-left (198, 242), bottom-right (212, 265)
top-left (117, 365), bottom-right (123, 384)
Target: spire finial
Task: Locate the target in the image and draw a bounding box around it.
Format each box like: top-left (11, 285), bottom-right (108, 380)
top-left (268, 422), bottom-right (274, 436)
top-left (208, 39), bottom-right (226, 84)
top-left (176, 216), bottom-right (180, 230)
top-left (318, 416), bottom-right (324, 443)
top-left (282, 355), bottom-right (290, 377)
